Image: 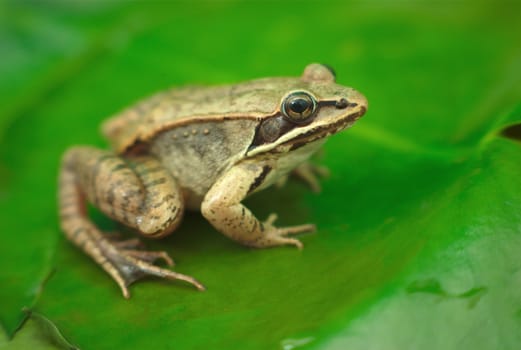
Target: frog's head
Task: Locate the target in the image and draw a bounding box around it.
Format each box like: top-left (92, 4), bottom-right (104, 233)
top-left (246, 63), bottom-right (367, 156)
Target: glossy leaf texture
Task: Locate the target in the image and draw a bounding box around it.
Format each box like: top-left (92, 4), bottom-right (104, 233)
top-left (1, 1), bottom-right (521, 349)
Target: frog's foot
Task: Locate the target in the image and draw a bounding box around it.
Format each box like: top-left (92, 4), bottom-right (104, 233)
top-left (275, 175), bottom-right (289, 189)
top-left (108, 237), bottom-right (143, 249)
top-left (292, 163), bottom-right (330, 193)
top-left (107, 236), bottom-right (175, 264)
top-left (96, 237), bottom-right (205, 298)
top-left (259, 214), bottom-right (316, 249)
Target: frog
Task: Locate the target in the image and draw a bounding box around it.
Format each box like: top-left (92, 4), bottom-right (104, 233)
top-left (58, 63), bottom-right (368, 298)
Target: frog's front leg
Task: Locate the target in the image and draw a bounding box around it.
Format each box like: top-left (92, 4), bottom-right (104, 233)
top-left (201, 162), bottom-right (316, 249)
top-left (276, 162), bottom-right (330, 193)
top-left (59, 146), bottom-right (204, 298)
top-left (292, 162), bottom-right (330, 192)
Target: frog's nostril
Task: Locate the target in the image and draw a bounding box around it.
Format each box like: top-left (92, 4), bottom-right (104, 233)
top-left (335, 98), bottom-right (359, 109)
top-left (335, 98), bottom-right (349, 109)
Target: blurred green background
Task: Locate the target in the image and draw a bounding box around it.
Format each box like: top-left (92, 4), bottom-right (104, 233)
top-left (1, 0), bottom-right (521, 349)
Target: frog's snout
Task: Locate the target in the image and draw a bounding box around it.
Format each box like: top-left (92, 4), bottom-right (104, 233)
top-left (346, 90), bottom-right (368, 116)
top-left (357, 105), bottom-right (367, 119)
top-left (345, 90), bottom-right (368, 122)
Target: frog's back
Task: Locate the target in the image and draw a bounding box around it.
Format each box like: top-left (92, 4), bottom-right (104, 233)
top-left (102, 78), bottom-right (302, 154)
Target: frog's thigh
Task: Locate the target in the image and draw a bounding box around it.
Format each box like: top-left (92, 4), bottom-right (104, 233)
top-left (61, 146), bottom-right (183, 237)
top-left (59, 147), bottom-right (204, 298)
top-left (201, 162), bottom-right (314, 248)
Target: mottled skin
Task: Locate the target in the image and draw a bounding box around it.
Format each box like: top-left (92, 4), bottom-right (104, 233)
top-left (58, 64), bottom-right (368, 298)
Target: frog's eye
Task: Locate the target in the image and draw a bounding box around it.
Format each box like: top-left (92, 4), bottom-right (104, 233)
top-left (281, 91), bottom-right (317, 124)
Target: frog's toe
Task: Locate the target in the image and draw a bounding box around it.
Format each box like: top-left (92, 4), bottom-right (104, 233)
top-left (265, 235), bottom-right (304, 249)
top-left (292, 163), bottom-right (330, 193)
top-left (263, 213), bottom-right (316, 237)
top-left (277, 223), bottom-right (316, 236)
top-left (257, 215), bottom-right (316, 249)
top-left (127, 259), bottom-right (206, 292)
top-left (97, 239), bottom-right (204, 298)
top-left (108, 237), bottom-right (173, 264)
top-left (110, 237), bottom-right (144, 249)
top-left (125, 249), bottom-right (175, 266)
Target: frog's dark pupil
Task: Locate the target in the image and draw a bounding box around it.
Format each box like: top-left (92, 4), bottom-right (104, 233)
top-left (290, 98), bottom-right (310, 114)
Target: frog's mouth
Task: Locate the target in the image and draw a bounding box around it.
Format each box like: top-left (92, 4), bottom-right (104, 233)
top-left (283, 106), bottom-right (366, 151)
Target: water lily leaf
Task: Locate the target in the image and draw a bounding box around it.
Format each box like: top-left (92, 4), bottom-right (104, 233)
top-left (0, 309), bottom-right (78, 350)
top-left (1, 1), bottom-right (520, 349)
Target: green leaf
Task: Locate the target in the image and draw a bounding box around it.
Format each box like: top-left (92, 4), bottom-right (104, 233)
top-left (1, 1), bottom-right (521, 349)
top-left (0, 309), bottom-right (78, 350)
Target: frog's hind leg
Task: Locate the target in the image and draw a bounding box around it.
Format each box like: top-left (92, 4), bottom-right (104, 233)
top-left (59, 146), bottom-right (204, 298)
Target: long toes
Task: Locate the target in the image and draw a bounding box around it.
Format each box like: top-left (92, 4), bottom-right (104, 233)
top-left (279, 223), bottom-right (316, 236)
top-left (314, 165), bottom-right (330, 177)
top-left (264, 213), bottom-right (278, 226)
top-left (307, 179), bottom-right (321, 193)
top-left (125, 250), bottom-right (175, 266)
top-left (112, 238), bottom-right (144, 249)
top-left (98, 241), bottom-right (203, 296)
top-left (137, 263), bottom-right (206, 291)
top-left (268, 235), bottom-right (304, 249)
top-left (288, 238), bottom-right (304, 250)
top-left (119, 283), bottom-right (132, 299)
top-left (98, 258), bottom-right (132, 299)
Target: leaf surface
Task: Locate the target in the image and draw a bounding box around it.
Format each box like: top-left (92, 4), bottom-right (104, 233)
top-left (1, 1), bottom-right (520, 349)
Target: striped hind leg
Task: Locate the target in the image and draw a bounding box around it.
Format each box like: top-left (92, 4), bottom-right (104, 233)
top-left (58, 146), bottom-right (204, 298)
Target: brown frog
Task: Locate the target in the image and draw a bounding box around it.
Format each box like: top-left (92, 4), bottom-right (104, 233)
top-left (58, 64), bottom-right (368, 298)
